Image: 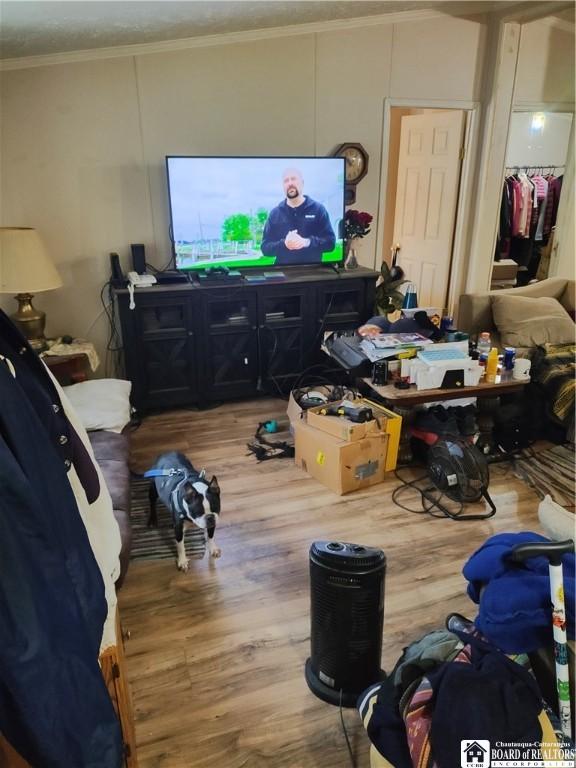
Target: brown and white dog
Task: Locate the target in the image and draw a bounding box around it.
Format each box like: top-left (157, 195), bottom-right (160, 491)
top-left (147, 451), bottom-right (221, 571)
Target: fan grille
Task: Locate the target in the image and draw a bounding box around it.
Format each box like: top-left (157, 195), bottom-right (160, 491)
top-left (428, 439), bottom-right (489, 502)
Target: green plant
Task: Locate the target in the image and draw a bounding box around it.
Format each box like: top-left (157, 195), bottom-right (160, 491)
top-left (374, 261), bottom-right (408, 316)
top-left (222, 214), bottom-right (252, 242)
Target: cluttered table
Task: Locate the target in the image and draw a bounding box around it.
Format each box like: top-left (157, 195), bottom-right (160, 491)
top-left (360, 374), bottom-right (527, 406)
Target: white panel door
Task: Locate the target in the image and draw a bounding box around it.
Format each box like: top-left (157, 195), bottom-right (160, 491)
top-left (392, 111), bottom-right (465, 309)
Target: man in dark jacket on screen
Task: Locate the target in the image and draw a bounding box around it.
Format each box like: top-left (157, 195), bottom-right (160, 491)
top-left (261, 168), bottom-right (336, 265)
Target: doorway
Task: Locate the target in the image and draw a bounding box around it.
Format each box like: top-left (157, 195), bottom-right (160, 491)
top-left (379, 103), bottom-right (477, 314)
top-left (495, 110), bottom-right (573, 287)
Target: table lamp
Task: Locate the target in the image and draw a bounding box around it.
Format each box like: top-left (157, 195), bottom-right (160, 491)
top-left (0, 227), bottom-right (63, 351)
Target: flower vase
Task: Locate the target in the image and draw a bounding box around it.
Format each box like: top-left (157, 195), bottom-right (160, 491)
top-left (344, 239), bottom-right (359, 271)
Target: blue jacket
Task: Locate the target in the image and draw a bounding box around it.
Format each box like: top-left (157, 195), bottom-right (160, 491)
top-left (0, 312), bottom-right (122, 767)
top-left (463, 531), bottom-right (575, 653)
top-left (261, 196), bottom-right (336, 265)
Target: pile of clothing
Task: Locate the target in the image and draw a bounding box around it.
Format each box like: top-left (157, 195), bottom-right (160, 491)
top-left (359, 622), bottom-right (568, 768)
top-left (359, 532), bottom-right (575, 767)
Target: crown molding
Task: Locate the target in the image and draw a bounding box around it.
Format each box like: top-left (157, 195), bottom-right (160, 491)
top-left (0, 9), bottom-right (444, 71)
top-left (533, 15), bottom-right (575, 33)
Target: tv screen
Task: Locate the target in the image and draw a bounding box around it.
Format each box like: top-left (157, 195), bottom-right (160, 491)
top-left (166, 156), bottom-right (345, 270)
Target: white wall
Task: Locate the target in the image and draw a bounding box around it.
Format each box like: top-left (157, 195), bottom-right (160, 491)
top-left (513, 18), bottom-right (575, 107)
top-left (506, 111), bottom-right (573, 168)
top-left (0, 14), bottom-right (489, 369)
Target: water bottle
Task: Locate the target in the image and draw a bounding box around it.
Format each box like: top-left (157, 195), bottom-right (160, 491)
top-left (477, 332), bottom-right (492, 359)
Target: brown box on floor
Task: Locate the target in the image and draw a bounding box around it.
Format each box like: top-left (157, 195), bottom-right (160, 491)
top-left (294, 420), bottom-right (388, 495)
top-left (306, 398), bottom-right (401, 472)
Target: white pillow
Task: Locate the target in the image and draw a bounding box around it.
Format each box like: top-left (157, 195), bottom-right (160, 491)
top-left (62, 378), bottom-right (132, 433)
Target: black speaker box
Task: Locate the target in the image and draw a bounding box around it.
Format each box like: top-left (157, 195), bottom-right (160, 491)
top-left (131, 243), bottom-right (146, 275)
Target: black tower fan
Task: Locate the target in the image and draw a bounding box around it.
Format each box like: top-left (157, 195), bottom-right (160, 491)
top-left (305, 541), bottom-right (386, 708)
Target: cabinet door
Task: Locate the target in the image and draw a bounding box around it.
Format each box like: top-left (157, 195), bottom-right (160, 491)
top-left (201, 293), bottom-right (259, 399)
top-left (316, 280), bottom-right (367, 334)
top-left (128, 295), bottom-right (197, 411)
top-left (258, 286), bottom-right (315, 393)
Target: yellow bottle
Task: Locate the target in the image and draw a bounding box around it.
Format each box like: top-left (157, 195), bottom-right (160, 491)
top-left (485, 347), bottom-right (498, 383)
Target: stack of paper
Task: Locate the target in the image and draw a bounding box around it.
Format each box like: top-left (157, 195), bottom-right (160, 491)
top-left (360, 332), bottom-right (433, 362)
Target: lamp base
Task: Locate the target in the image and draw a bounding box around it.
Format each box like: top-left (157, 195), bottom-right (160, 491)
top-left (11, 293), bottom-right (48, 352)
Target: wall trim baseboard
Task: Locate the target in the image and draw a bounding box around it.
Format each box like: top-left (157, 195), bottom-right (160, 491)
top-left (0, 8), bottom-right (444, 72)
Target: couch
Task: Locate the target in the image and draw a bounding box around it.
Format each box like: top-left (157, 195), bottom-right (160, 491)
top-left (88, 430), bottom-right (132, 588)
top-left (458, 277), bottom-right (575, 351)
top-left (59, 378), bottom-right (134, 588)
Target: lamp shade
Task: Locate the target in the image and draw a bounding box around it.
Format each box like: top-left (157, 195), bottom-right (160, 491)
top-left (0, 227), bottom-right (62, 294)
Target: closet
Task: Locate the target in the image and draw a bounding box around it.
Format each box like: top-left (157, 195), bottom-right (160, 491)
top-left (495, 164), bottom-right (564, 285)
top-left (493, 111), bottom-right (573, 288)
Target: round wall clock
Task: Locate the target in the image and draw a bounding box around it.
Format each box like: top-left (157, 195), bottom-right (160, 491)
top-left (333, 143), bottom-right (369, 204)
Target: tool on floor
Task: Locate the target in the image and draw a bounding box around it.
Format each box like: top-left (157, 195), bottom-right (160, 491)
top-left (246, 420), bottom-right (294, 462)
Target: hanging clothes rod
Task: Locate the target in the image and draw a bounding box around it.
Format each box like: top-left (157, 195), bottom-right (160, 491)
top-left (505, 164), bottom-right (564, 171)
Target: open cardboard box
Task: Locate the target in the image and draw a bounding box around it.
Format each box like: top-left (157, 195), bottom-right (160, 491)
top-left (306, 398), bottom-right (401, 472)
top-left (294, 420), bottom-right (389, 495)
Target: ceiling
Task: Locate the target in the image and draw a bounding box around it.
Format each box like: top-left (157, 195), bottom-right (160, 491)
top-left (0, 1), bottom-right (529, 61)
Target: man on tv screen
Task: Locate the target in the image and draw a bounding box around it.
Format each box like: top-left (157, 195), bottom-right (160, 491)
top-left (261, 168), bottom-right (336, 265)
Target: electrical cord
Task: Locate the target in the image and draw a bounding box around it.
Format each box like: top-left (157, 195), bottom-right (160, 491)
top-left (392, 468), bottom-right (465, 519)
top-left (246, 421), bottom-right (294, 462)
top-left (302, 291), bottom-right (336, 360)
top-left (339, 689), bottom-right (357, 768)
top-left (100, 280), bottom-right (124, 378)
top-left (392, 466), bottom-right (497, 521)
top-left (146, 256), bottom-right (175, 274)
top-left (292, 363), bottom-right (342, 393)
top-left (260, 324), bottom-right (288, 400)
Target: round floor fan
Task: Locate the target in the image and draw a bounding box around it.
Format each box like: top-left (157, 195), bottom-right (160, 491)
top-left (427, 438), bottom-right (496, 520)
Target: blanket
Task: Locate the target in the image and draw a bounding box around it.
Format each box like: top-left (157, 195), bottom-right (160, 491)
top-left (530, 343), bottom-right (575, 439)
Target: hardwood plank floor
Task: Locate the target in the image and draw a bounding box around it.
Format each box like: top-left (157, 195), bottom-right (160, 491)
top-left (119, 399), bottom-right (543, 768)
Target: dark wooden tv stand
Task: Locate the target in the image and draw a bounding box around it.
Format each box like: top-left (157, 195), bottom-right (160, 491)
top-left (115, 267), bottom-right (378, 412)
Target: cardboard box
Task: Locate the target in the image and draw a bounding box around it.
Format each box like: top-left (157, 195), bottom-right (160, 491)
top-left (492, 259), bottom-right (519, 281)
top-left (295, 420), bottom-right (388, 495)
top-left (286, 386), bottom-right (337, 433)
top-left (307, 400), bottom-right (376, 443)
top-left (307, 398), bottom-right (401, 472)
top-left (286, 390), bottom-right (304, 434)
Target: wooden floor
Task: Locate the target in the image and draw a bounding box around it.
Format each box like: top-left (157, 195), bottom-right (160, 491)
top-left (119, 399), bottom-right (543, 768)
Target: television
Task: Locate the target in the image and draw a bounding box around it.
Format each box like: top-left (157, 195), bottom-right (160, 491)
top-left (166, 156), bottom-right (345, 271)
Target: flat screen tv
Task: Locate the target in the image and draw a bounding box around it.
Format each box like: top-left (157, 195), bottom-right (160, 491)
top-left (166, 156), bottom-right (345, 270)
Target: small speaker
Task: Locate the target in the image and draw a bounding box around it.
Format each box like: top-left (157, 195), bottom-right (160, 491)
top-left (131, 243), bottom-right (146, 275)
top-left (109, 253), bottom-right (124, 285)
